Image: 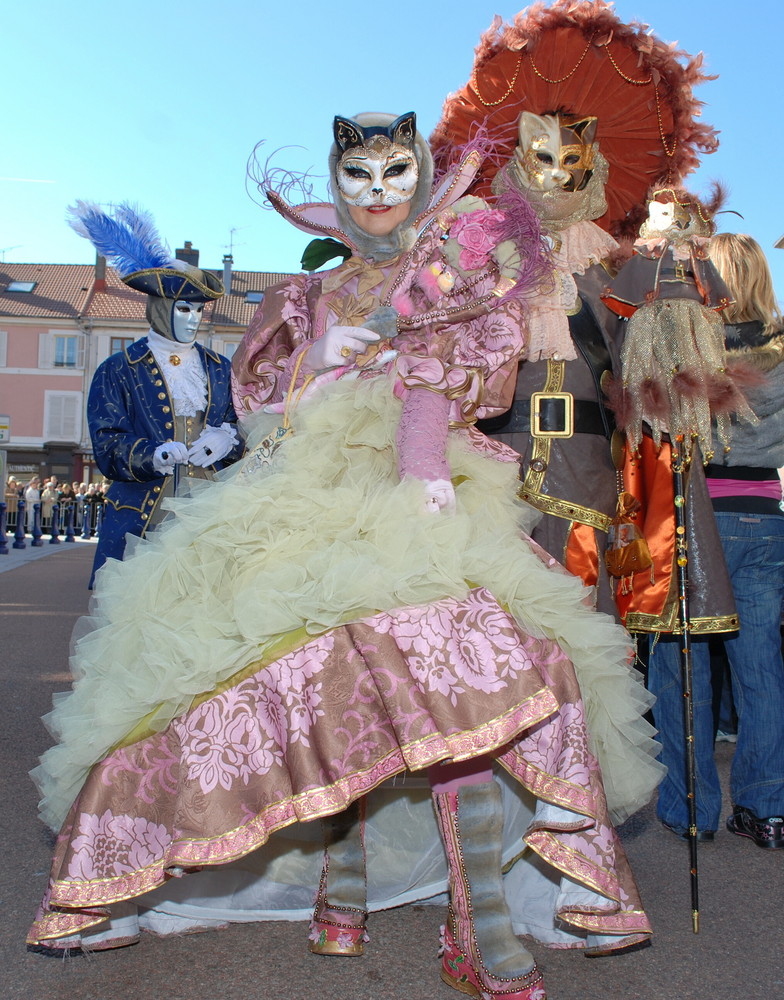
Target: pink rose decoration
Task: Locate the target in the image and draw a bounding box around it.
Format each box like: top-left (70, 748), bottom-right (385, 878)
top-left (450, 210), bottom-right (506, 271)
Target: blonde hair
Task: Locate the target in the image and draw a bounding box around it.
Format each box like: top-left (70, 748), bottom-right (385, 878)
top-left (709, 232), bottom-right (782, 334)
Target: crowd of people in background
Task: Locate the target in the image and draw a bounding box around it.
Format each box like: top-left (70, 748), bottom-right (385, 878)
top-left (3, 475), bottom-right (110, 536)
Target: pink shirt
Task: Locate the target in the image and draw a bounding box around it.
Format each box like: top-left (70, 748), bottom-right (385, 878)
top-left (706, 477), bottom-right (782, 502)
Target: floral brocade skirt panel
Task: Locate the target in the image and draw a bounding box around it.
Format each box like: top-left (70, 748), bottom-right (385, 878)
top-left (29, 375), bottom-right (658, 947)
top-left (29, 593), bottom-right (650, 946)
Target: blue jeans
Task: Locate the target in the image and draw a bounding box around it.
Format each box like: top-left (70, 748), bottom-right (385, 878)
top-left (717, 512), bottom-right (784, 817)
top-left (648, 512), bottom-right (784, 830)
top-left (648, 634), bottom-right (722, 832)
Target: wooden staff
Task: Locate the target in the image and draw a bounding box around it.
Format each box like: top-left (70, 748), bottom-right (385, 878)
top-left (670, 433), bottom-right (700, 933)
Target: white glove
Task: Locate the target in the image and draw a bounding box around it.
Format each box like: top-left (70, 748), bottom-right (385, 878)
top-left (423, 478), bottom-right (456, 515)
top-left (305, 325), bottom-right (380, 372)
top-left (187, 424), bottom-right (238, 468)
top-left (153, 441), bottom-right (189, 475)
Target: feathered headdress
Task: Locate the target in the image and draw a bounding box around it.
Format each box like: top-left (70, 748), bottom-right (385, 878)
top-left (67, 201), bottom-right (223, 301)
top-left (430, 0), bottom-right (720, 239)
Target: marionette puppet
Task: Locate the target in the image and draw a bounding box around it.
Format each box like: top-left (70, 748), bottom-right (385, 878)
top-left (602, 186), bottom-right (755, 457)
top-left (601, 189), bottom-right (761, 912)
top-left (67, 202), bottom-right (242, 586)
top-left (30, 113), bottom-right (660, 1000)
top-left (429, 0), bottom-right (720, 620)
top-left (599, 185), bottom-right (756, 617)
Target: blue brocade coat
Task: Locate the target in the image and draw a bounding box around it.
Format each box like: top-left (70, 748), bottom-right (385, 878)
top-left (87, 338), bottom-right (241, 585)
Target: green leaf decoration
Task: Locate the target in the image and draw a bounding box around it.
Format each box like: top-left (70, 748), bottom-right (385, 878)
top-left (300, 238), bottom-right (352, 271)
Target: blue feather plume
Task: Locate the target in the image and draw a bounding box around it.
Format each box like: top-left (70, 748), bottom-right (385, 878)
top-left (67, 200), bottom-right (174, 278)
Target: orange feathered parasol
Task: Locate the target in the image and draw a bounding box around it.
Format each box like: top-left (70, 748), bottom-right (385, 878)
top-left (430, 1), bottom-right (719, 238)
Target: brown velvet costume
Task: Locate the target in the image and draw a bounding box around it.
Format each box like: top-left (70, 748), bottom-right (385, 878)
top-left (482, 265), bottom-right (622, 618)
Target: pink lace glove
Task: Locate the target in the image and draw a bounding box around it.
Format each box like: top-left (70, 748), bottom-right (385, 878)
top-left (397, 386), bottom-right (454, 513)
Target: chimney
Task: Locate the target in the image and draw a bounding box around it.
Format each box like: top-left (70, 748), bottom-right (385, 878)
top-left (95, 253), bottom-right (107, 292)
top-left (175, 241), bottom-right (200, 267)
top-left (222, 253), bottom-right (233, 295)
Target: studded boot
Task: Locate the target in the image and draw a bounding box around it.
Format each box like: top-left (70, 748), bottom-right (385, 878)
top-left (308, 798), bottom-right (369, 956)
top-left (433, 781), bottom-right (546, 999)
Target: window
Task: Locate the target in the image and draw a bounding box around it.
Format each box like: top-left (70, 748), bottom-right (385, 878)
top-left (5, 280), bottom-right (37, 293)
top-left (110, 337), bottom-right (134, 355)
top-left (219, 341), bottom-right (239, 360)
top-left (245, 290), bottom-right (264, 304)
top-left (0, 330), bottom-right (7, 368)
top-left (44, 392), bottom-right (82, 442)
top-left (39, 330), bottom-right (85, 369)
top-left (54, 334), bottom-right (78, 367)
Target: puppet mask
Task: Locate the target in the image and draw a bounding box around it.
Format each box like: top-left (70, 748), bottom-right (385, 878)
top-left (333, 112), bottom-right (419, 208)
top-left (513, 113), bottom-right (598, 194)
top-left (639, 189), bottom-right (712, 241)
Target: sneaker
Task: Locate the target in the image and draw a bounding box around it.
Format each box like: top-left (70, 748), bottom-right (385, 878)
top-left (726, 806), bottom-right (784, 849)
top-left (715, 730), bottom-right (737, 744)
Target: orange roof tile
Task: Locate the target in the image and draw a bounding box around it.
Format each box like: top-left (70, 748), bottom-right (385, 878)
top-left (0, 261), bottom-right (295, 328)
top-left (0, 263), bottom-right (92, 318)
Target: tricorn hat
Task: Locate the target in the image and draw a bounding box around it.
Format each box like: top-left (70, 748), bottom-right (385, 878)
top-left (67, 201), bottom-right (224, 301)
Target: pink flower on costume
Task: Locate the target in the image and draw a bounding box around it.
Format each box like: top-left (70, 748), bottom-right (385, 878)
top-left (450, 210), bottom-right (506, 271)
top-left (254, 686), bottom-right (288, 748)
top-left (101, 738), bottom-right (180, 801)
top-left (523, 699), bottom-right (593, 788)
top-left (176, 688), bottom-right (283, 795)
top-left (279, 274), bottom-right (314, 329)
top-left (68, 810), bottom-right (169, 879)
top-left (286, 685), bottom-right (325, 747)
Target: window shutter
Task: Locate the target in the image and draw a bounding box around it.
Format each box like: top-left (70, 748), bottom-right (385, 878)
top-left (39, 333), bottom-right (51, 369)
top-left (0, 330), bottom-right (7, 368)
top-left (45, 393), bottom-right (82, 441)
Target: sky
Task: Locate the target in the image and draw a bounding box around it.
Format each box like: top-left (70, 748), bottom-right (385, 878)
top-left (3, 0), bottom-right (783, 298)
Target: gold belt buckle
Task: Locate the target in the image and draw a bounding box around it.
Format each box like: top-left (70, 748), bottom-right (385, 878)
top-left (530, 391), bottom-right (574, 438)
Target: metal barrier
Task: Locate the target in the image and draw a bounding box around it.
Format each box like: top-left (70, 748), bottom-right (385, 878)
top-left (0, 496), bottom-right (104, 553)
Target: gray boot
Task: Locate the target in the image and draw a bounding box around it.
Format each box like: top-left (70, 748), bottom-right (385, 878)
top-left (309, 798), bottom-right (368, 956)
top-left (433, 780), bottom-right (546, 998)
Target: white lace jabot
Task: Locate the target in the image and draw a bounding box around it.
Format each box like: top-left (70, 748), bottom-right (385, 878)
top-left (146, 329), bottom-right (208, 416)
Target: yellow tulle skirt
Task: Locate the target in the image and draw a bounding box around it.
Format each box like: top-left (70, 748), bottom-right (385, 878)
top-left (33, 374), bottom-right (662, 831)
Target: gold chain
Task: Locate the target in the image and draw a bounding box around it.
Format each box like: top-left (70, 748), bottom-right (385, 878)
top-left (471, 36), bottom-right (677, 160)
top-left (605, 47), bottom-right (652, 85)
top-left (653, 84), bottom-right (678, 158)
top-left (529, 40), bottom-right (592, 83)
top-left (471, 54), bottom-right (523, 107)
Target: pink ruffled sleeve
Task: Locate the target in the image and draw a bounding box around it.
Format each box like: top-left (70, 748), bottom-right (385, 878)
top-left (396, 386), bottom-right (451, 483)
top-left (231, 275), bottom-right (316, 416)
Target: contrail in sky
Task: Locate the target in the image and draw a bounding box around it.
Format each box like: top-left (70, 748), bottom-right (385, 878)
top-left (0, 177), bottom-right (55, 183)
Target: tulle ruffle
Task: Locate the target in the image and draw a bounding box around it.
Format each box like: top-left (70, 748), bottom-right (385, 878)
top-left (33, 374), bottom-right (662, 830)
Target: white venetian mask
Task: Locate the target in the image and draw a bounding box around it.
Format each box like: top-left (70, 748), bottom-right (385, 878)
top-left (336, 145), bottom-right (418, 207)
top-left (171, 300), bottom-right (204, 343)
top-left (512, 112), bottom-right (598, 194)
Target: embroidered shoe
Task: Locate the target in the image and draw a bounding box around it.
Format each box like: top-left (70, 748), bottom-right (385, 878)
top-left (726, 806), bottom-right (784, 849)
top-left (439, 924), bottom-right (546, 1000)
top-left (308, 908), bottom-right (369, 956)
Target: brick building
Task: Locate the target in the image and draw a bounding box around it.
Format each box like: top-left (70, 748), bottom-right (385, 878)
top-left (0, 250), bottom-right (289, 485)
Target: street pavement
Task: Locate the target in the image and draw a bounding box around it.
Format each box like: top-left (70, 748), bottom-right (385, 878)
top-left (1, 543), bottom-right (782, 1000)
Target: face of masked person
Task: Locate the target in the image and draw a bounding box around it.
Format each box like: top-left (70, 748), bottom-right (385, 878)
top-left (333, 112), bottom-right (419, 237)
top-left (146, 297), bottom-right (205, 342)
top-left (513, 112), bottom-right (597, 194)
top-left (171, 300), bottom-right (205, 343)
top-left (639, 189), bottom-right (710, 242)
top-left (645, 198), bottom-right (689, 236)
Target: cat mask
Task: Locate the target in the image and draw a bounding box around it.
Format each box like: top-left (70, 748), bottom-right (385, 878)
top-left (333, 112), bottom-right (419, 208)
